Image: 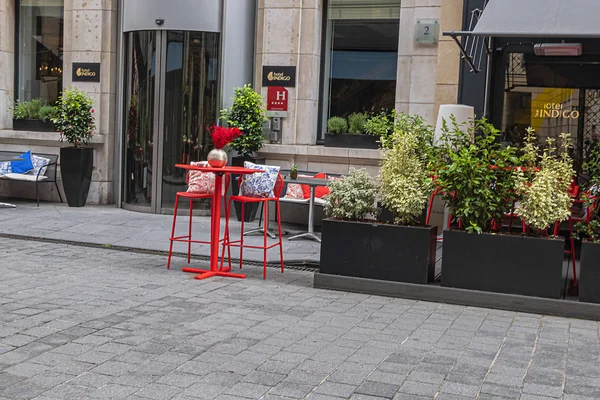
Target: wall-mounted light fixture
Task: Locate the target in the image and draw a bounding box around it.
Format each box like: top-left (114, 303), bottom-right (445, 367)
top-left (534, 43), bottom-right (582, 57)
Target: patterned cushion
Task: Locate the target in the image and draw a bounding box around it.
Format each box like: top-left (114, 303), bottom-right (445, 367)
top-left (30, 155), bottom-right (50, 176)
top-left (240, 162), bottom-right (280, 198)
top-left (187, 161), bottom-right (215, 194)
top-left (284, 174), bottom-right (311, 199)
top-left (301, 172), bottom-right (329, 199)
top-left (0, 162), bottom-right (11, 176)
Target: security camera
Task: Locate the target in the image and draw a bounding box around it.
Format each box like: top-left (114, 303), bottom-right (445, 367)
top-left (155, 19), bottom-right (165, 26)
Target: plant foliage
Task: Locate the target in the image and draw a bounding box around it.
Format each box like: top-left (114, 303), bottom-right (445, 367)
top-left (364, 110), bottom-right (394, 139)
top-left (51, 87), bottom-right (96, 148)
top-left (327, 116), bottom-right (347, 134)
top-left (435, 118), bottom-right (521, 234)
top-left (515, 128), bottom-right (574, 233)
top-left (325, 168), bottom-right (378, 221)
top-left (13, 99), bottom-right (44, 120)
top-left (347, 112), bottom-right (368, 135)
top-left (220, 84), bottom-right (267, 157)
top-left (379, 129), bottom-right (432, 225)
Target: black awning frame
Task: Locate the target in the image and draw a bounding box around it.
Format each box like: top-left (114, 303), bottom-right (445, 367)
top-left (444, 31), bottom-right (490, 74)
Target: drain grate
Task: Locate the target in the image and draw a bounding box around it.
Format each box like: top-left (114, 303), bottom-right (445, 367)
top-left (0, 233), bottom-right (319, 271)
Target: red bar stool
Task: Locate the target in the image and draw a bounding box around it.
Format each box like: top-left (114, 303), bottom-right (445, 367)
top-left (167, 166), bottom-right (230, 269)
top-left (221, 173), bottom-right (285, 279)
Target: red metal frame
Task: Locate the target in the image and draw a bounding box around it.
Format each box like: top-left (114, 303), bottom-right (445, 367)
top-left (221, 174), bottom-right (285, 279)
top-left (173, 165), bottom-right (263, 280)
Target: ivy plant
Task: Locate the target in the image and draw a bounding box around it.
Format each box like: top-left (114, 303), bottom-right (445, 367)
top-left (515, 128), bottom-right (574, 234)
top-left (51, 87), bottom-right (96, 148)
top-left (325, 168), bottom-right (378, 221)
top-left (220, 84), bottom-right (267, 157)
top-left (435, 118), bottom-right (521, 234)
top-left (379, 129), bottom-right (432, 225)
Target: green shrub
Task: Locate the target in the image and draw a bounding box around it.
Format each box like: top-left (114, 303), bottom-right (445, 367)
top-left (39, 105), bottom-right (58, 122)
top-left (435, 118), bottom-right (521, 234)
top-left (379, 130), bottom-right (433, 225)
top-left (327, 116), bottom-right (347, 135)
top-left (325, 168), bottom-right (378, 221)
top-left (365, 110), bottom-right (394, 138)
top-left (347, 112), bottom-right (368, 135)
top-left (12, 99), bottom-right (44, 119)
top-left (220, 84), bottom-right (267, 157)
top-left (52, 87), bottom-right (96, 148)
top-left (515, 128), bottom-right (574, 233)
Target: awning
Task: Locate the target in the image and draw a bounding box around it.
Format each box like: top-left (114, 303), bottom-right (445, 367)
top-left (446, 0), bottom-right (600, 39)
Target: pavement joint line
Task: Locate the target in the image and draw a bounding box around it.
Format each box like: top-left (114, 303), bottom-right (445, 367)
top-left (0, 232), bottom-right (320, 271)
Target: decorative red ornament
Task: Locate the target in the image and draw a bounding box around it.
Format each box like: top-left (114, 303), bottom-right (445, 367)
top-left (210, 125), bottom-right (242, 149)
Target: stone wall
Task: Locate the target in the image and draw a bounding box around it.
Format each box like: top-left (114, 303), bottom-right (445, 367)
top-left (0, 0), bottom-right (14, 130)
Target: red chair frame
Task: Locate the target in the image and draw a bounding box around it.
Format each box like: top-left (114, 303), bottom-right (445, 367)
top-left (167, 171), bottom-right (231, 269)
top-left (221, 173), bottom-right (285, 279)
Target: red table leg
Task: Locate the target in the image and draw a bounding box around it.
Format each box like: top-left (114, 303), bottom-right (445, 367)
top-left (182, 172), bottom-right (246, 280)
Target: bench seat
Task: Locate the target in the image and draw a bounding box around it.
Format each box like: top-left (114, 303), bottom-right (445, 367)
top-left (2, 173), bottom-right (48, 182)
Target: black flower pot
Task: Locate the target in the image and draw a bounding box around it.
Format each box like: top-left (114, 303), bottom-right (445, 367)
top-left (580, 241), bottom-right (600, 303)
top-left (60, 147), bottom-right (93, 207)
top-left (441, 230), bottom-right (566, 299)
top-left (231, 156), bottom-right (259, 222)
top-left (320, 219), bottom-right (438, 284)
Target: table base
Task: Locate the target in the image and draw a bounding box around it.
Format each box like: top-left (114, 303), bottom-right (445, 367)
top-left (182, 267), bottom-right (246, 280)
top-left (243, 227), bottom-right (277, 239)
top-left (0, 202), bottom-right (16, 208)
top-left (289, 232), bottom-right (321, 243)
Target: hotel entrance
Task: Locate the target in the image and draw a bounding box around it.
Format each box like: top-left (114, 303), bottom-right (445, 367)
top-left (122, 29), bottom-right (220, 214)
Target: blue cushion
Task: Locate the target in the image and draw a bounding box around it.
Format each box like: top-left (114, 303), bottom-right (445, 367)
top-left (0, 161), bottom-right (11, 175)
top-left (10, 150), bottom-right (34, 174)
top-left (239, 162), bottom-right (280, 198)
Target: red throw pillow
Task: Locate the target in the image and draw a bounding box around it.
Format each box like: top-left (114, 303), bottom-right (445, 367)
top-left (302, 173), bottom-right (329, 199)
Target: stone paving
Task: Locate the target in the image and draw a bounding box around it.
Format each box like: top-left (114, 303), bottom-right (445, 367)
top-left (1, 238), bottom-right (600, 399)
top-left (0, 202), bottom-right (320, 264)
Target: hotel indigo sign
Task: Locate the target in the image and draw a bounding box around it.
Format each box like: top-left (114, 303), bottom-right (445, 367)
top-left (72, 63), bottom-right (100, 83)
top-left (534, 103), bottom-right (580, 119)
top-left (262, 66), bottom-right (296, 87)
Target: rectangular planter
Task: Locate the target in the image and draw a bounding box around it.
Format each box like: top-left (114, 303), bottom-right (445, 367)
top-left (442, 230), bottom-right (565, 299)
top-left (580, 241), bottom-right (600, 304)
top-left (13, 119), bottom-right (55, 132)
top-left (320, 219), bottom-right (437, 284)
top-left (324, 133), bottom-right (379, 149)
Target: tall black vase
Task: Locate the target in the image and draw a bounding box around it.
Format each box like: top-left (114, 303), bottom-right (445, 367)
top-left (60, 147), bottom-right (93, 207)
top-left (231, 156), bottom-right (259, 222)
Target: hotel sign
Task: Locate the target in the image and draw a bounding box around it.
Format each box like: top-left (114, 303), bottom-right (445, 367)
top-left (72, 63), bottom-right (100, 82)
top-left (262, 66), bottom-right (296, 87)
top-left (534, 103), bottom-right (580, 119)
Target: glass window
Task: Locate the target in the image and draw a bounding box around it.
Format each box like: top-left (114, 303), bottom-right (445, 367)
top-left (17, 0), bottom-right (64, 105)
top-left (321, 0), bottom-right (401, 136)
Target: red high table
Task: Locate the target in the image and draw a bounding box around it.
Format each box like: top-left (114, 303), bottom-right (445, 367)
top-left (174, 164), bottom-right (263, 280)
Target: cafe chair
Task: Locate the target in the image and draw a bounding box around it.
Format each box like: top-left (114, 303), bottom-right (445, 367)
top-left (167, 162), bottom-right (230, 269)
top-left (221, 171), bottom-right (285, 279)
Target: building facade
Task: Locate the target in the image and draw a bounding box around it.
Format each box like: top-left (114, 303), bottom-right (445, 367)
top-left (0, 0), bottom-right (464, 213)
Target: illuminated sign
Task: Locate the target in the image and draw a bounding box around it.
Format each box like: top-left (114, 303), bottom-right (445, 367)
top-left (534, 103), bottom-right (580, 119)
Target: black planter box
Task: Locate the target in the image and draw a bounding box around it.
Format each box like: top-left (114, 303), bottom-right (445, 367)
top-left (13, 119), bottom-right (55, 132)
top-left (442, 230), bottom-right (566, 299)
top-left (580, 241), bottom-right (600, 303)
top-left (320, 219), bottom-right (437, 284)
top-left (324, 133), bottom-right (379, 149)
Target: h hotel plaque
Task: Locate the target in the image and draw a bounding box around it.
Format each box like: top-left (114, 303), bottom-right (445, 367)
top-left (262, 66), bottom-right (296, 88)
top-left (72, 63), bottom-right (101, 83)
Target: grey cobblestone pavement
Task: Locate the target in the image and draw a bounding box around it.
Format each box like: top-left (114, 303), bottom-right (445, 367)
top-left (1, 237), bottom-right (600, 400)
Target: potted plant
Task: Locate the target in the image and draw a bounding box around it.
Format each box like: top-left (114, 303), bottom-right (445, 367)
top-left (320, 123), bottom-right (437, 284)
top-left (12, 99), bottom-right (57, 132)
top-left (51, 87), bottom-right (96, 207)
top-left (575, 142), bottom-right (600, 303)
top-left (290, 163), bottom-right (298, 179)
top-left (324, 112), bottom-right (379, 149)
top-left (438, 123), bottom-right (573, 299)
top-left (220, 84), bottom-right (267, 221)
